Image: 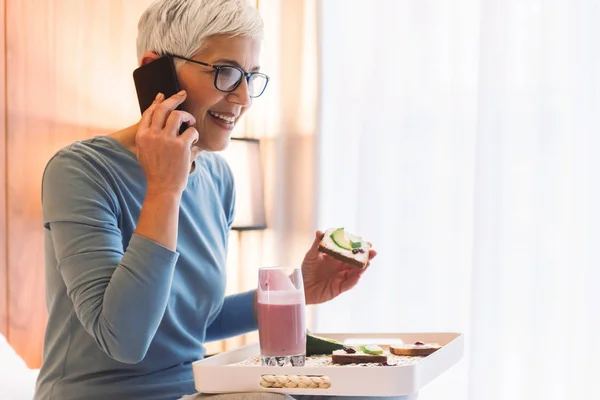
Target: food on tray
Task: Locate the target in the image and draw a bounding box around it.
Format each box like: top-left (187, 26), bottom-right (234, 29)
top-left (306, 333), bottom-right (345, 356)
top-left (332, 346), bottom-right (388, 365)
top-left (306, 333), bottom-right (442, 365)
top-left (318, 228), bottom-right (371, 268)
top-left (389, 341), bottom-right (441, 356)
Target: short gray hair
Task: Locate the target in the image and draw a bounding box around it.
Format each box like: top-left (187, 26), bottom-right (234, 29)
top-left (136, 0), bottom-right (263, 68)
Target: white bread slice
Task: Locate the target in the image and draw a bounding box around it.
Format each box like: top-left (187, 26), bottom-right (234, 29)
top-left (317, 228), bottom-right (371, 268)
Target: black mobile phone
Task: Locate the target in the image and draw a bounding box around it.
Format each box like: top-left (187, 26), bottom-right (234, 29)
top-left (133, 55), bottom-right (188, 134)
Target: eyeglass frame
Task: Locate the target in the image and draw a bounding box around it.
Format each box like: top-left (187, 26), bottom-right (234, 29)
top-left (168, 54), bottom-right (270, 98)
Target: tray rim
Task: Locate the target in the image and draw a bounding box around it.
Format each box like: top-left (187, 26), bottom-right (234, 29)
top-left (193, 331), bottom-right (464, 396)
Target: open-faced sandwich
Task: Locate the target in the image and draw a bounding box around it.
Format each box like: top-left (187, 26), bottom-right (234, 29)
top-left (389, 341), bottom-right (442, 356)
top-left (318, 228), bottom-right (371, 268)
top-left (332, 345), bottom-right (387, 365)
top-left (306, 333), bottom-right (387, 364)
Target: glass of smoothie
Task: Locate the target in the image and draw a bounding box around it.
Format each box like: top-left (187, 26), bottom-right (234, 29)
top-left (257, 266), bottom-right (306, 367)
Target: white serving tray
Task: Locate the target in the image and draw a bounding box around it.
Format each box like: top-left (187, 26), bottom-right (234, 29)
top-left (193, 332), bottom-right (464, 397)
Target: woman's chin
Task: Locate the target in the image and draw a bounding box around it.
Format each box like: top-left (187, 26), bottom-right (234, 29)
top-left (195, 137), bottom-right (231, 153)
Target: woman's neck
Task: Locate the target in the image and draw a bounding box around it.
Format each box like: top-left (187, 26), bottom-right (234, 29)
top-left (108, 124), bottom-right (138, 154)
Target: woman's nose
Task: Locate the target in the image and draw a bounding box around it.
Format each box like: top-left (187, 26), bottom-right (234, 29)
top-left (228, 78), bottom-right (252, 107)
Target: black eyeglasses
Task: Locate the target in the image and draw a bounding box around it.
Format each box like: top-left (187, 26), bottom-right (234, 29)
top-left (170, 54), bottom-right (269, 98)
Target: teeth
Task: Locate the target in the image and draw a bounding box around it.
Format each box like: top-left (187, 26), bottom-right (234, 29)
top-left (209, 111), bottom-right (235, 123)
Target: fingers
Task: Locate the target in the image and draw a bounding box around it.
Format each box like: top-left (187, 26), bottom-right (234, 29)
top-left (151, 90), bottom-right (188, 130)
top-left (165, 110), bottom-right (196, 137)
top-left (140, 92), bottom-right (165, 129)
top-left (368, 249), bottom-right (377, 260)
top-left (309, 230), bottom-right (325, 252)
top-left (359, 262), bottom-right (371, 274)
top-left (180, 125), bottom-right (199, 148)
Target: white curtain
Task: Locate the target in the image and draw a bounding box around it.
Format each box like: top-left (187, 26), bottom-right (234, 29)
top-left (315, 1), bottom-right (600, 399)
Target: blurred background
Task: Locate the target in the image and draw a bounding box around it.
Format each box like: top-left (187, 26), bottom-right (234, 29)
top-left (1, 0), bottom-right (599, 399)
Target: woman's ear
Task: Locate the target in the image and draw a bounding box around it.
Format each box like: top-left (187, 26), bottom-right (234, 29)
top-left (139, 51), bottom-right (161, 67)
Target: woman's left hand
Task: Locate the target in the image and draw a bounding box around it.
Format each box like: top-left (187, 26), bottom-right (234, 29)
top-left (301, 231), bottom-right (377, 305)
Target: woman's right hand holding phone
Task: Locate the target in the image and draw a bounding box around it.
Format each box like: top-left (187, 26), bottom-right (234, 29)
top-left (133, 90), bottom-right (198, 251)
top-left (135, 90), bottom-right (199, 198)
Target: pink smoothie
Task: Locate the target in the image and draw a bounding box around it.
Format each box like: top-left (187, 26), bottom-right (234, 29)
top-left (257, 302), bottom-right (306, 356)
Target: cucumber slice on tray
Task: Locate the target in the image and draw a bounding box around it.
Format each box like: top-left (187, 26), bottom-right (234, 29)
top-left (306, 333), bottom-right (345, 356)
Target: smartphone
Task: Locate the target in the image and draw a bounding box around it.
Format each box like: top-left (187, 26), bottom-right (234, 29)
top-left (133, 55), bottom-right (188, 134)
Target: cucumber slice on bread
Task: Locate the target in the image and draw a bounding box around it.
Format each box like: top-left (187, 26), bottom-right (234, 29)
top-left (330, 228), bottom-right (352, 250)
top-left (362, 344), bottom-right (384, 355)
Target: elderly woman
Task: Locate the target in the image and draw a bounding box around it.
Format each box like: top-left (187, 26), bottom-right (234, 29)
top-left (33, 1), bottom-right (376, 399)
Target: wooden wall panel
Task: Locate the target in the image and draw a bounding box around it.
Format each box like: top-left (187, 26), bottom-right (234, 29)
top-left (2, 0), bottom-right (274, 369)
top-left (6, 0), bottom-right (154, 368)
top-left (0, 0), bottom-right (7, 338)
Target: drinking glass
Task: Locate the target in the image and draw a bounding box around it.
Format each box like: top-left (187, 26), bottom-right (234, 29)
top-left (257, 266), bottom-right (306, 366)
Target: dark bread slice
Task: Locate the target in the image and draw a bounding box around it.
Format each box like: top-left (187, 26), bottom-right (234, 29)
top-left (331, 350), bottom-right (387, 365)
top-left (318, 244), bottom-right (367, 268)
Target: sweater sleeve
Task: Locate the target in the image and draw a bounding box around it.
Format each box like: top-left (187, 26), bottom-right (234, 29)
top-left (204, 155), bottom-right (257, 341)
top-left (205, 290), bottom-right (258, 341)
top-left (42, 151), bottom-right (178, 364)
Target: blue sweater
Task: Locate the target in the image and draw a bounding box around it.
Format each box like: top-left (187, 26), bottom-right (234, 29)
top-left (34, 136), bottom-right (257, 400)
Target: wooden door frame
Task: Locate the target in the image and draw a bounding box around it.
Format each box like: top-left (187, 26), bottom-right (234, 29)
top-left (0, 0), bottom-right (8, 338)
